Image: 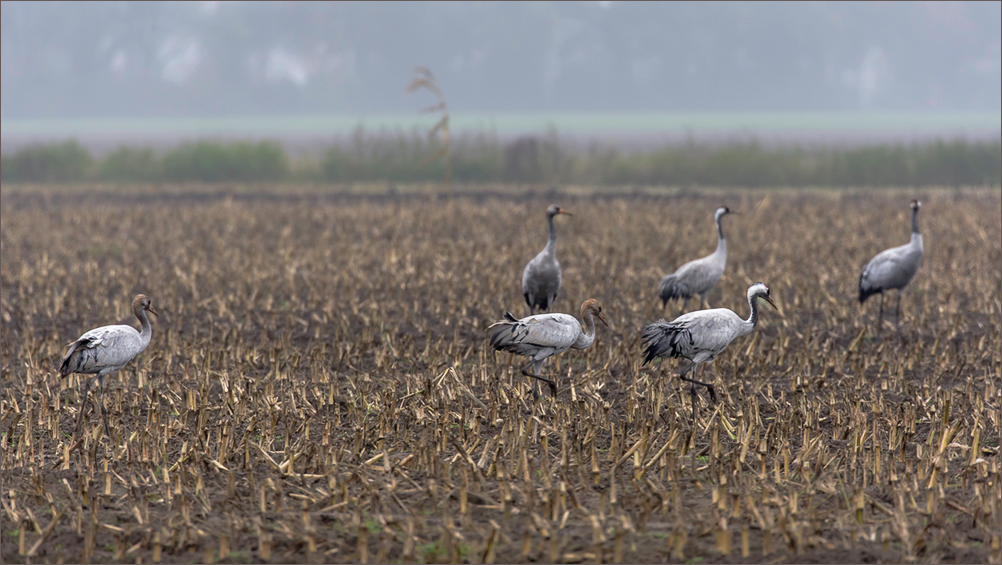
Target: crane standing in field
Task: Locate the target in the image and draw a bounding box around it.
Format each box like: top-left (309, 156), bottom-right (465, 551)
top-left (858, 199), bottom-right (924, 331)
top-left (489, 298), bottom-right (607, 399)
top-left (60, 294), bottom-right (158, 436)
top-left (658, 206), bottom-right (736, 314)
top-left (642, 282), bottom-right (776, 412)
top-left (522, 204), bottom-right (572, 314)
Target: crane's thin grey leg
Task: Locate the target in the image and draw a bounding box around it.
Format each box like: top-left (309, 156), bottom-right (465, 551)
top-left (521, 362), bottom-right (557, 398)
top-left (100, 377), bottom-right (112, 439)
top-left (895, 291), bottom-right (902, 331)
top-left (878, 293), bottom-right (884, 322)
top-left (75, 376), bottom-right (96, 433)
top-left (678, 362), bottom-right (716, 403)
top-left (679, 363), bottom-right (702, 429)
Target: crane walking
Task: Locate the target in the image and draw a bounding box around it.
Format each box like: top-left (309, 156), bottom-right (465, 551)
top-left (489, 298), bottom-right (607, 399)
top-left (642, 282), bottom-right (776, 409)
top-left (659, 206), bottom-right (736, 314)
top-left (858, 199), bottom-right (924, 330)
top-left (60, 294), bottom-right (158, 436)
top-left (522, 204), bottom-right (572, 314)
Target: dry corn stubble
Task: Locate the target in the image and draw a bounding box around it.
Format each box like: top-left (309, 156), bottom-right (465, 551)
top-left (1, 184), bottom-right (1000, 564)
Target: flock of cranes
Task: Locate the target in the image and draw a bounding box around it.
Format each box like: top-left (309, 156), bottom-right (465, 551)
top-left (486, 199), bottom-right (923, 403)
top-left (59, 200), bottom-right (924, 432)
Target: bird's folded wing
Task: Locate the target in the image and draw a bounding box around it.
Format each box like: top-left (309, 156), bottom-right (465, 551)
top-left (68, 326), bottom-right (141, 360)
top-left (522, 314), bottom-right (578, 345)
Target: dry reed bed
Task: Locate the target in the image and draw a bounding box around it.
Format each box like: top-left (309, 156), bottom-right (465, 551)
top-left (1, 186), bottom-right (1000, 564)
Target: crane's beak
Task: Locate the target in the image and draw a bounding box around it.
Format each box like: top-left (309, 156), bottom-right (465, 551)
top-left (596, 312), bottom-right (609, 327)
top-left (557, 208), bottom-right (572, 216)
top-left (760, 295), bottom-right (783, 317)
top-left (149, 305), bottom-right (159, 317)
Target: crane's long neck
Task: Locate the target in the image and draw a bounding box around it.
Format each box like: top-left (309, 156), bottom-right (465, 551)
top-left (544, 213), bottom-right (558, 257)
top-left (740, 296), bottom-right (762, 337)
top-left (910, 207), bottom-right (923, 250)
top-left (574, 308), bottom-right (598, 349)
top-left (713, 215), bottom-right (727, 257)
top-left (135, 308), bottom-right (153, 349)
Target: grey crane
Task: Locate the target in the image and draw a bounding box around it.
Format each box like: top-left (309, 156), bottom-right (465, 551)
top-left (858, 199), bottom-right (924, 329)
top-left (522, 204), bottom-right (572, 314)
top-left (488, 298), bottom-right (607, 399)
top-left (60, 294), bottom-right (158, 435)
top-left (659, 206), bottom-right (735, 313)
top-left (642, 282), bottom-right (776, 406)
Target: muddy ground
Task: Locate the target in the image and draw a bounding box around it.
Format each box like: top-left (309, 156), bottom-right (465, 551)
top-left (1, 184), bottom-right (999, 563)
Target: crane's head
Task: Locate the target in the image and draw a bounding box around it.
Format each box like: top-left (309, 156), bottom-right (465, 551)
top-left (546, 204), bottom-right (572, 218)
top-left (714, 206), bottom-right (737, 222)
top-left (747, 282), bottom-right (777, 310)
top-left (910, 199), bottom-right (921, 212)
top-left (580, 298), bottom-right (608, 327)
top-left (132, 294), bottom-right (159, 317)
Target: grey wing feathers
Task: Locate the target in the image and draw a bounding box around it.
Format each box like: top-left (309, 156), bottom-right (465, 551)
top-left (643, 309), bottom-right (746, 365)
top-left (522, 254), bottom-right (561, 311)
top-left (489, 313), bottom-right (579, 357)
top-left (859, 244), bottom-right (922, 302)
top-left (658, 274), bottom-right (684, 304)
top-left (60, 325), bottom-right (142, 377)
top-left (642, 320), bottom-right (692, 364)
top-left (659, 258), bottom-right (720, 304)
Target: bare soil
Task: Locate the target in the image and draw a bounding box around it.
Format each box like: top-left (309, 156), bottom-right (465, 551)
top-left (1, 184), bottom-right (999, 564)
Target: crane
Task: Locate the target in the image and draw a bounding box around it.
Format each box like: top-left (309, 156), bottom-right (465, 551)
top-left (642, 282), bottom-right (776, 408)
top-left (60, 294), bottom-right (158, 436)
top-left (522, 204), bottom-right (572, 314)
top-left (488, 298), bottom-right (607, 399)
top-left (858, 199), bottom-right (924, 330)
top-left (658, 206), bottom-right (735, 313)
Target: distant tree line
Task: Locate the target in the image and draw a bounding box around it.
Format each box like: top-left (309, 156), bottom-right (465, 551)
top-left (2, 134), bottom-right (999, 187)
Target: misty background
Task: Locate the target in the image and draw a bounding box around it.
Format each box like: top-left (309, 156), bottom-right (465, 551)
top-left (1, 1), bottom-right (1000, 187)
top-left (3, 1), bottom-right (1000, 117)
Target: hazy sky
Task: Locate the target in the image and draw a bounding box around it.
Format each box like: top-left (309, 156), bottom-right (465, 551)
top-left (2, 1), bottom-right (1000, 121)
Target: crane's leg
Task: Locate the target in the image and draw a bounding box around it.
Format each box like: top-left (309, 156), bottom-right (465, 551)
top-left (878, 293), bottom-right (884, 323)
top-left (99, 376), bottom-right (112, 439)
top-left (75, 376), bottom-right (97, 433)
top-left (895, 291), bottom-right (903, 332)
top-left (521, 362), bottom-right (557, 399)
top-left (678, 363), bottom-right (701, 428)
top-left (678, 362), bottom-right (717, 403)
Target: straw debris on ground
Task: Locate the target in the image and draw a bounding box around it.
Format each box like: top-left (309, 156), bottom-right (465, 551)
top-left (1, 185), bottom-right (999, 564)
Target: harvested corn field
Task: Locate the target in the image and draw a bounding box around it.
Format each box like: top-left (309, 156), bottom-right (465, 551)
top-left (1, 184), bottom-right (1000, 563)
